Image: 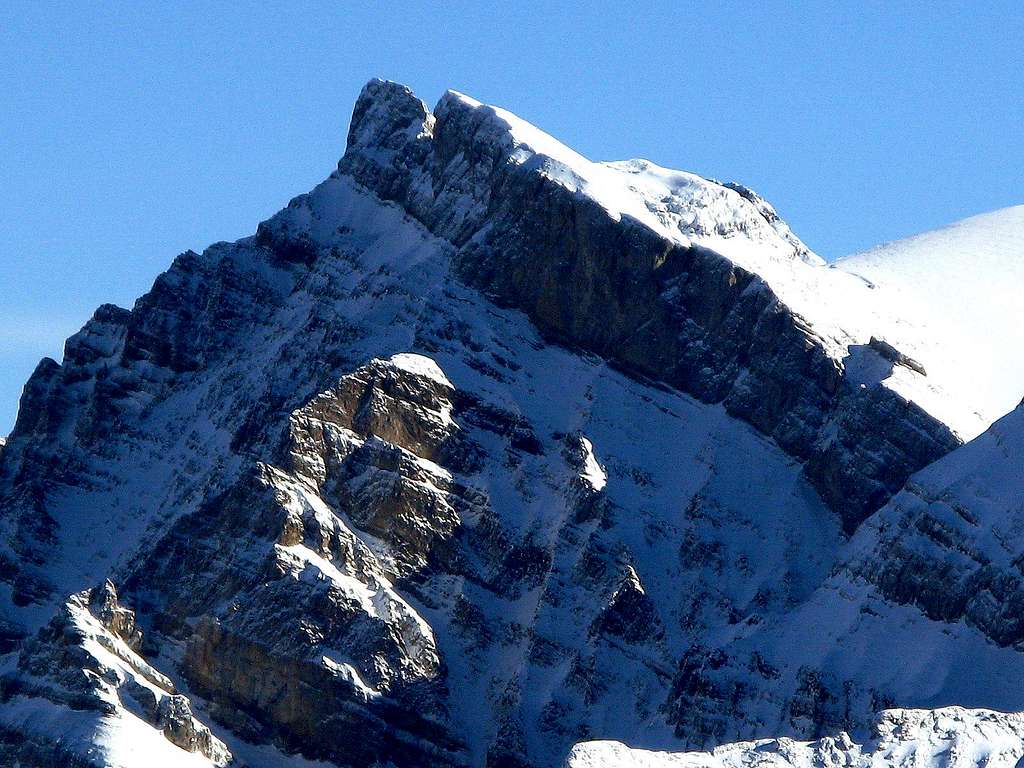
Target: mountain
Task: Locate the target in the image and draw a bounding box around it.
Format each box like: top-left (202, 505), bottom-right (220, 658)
top-left (1, 79), bottom-right (1022, 767)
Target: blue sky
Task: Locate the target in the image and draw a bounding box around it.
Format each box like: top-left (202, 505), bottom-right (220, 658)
top-left (2, 1), bottom-right (1022, 434)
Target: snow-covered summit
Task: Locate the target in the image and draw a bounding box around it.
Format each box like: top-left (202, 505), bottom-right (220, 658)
top-left (437, 88), bottom-right (819, 266)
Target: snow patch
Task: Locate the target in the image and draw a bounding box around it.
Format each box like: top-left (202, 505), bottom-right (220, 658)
top-left (579, 436), bottom-right (607, 492)
top-left (387, 352), bottom-right (453, 388)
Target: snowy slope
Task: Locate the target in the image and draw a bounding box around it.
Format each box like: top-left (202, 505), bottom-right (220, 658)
top-left (649, 402), bottom-right (1024, 753)
top-left (568, 414), bottom-right (1024, 767)
top-left (835, 205), bottom-right (1024, 437)
top-left (568, 407), bottom-right (1024, 764)
top-left (567, 708), bottom-right (1024, 768)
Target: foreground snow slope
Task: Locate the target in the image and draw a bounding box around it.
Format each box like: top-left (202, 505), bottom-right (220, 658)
top-left (567, 708), bottom-right (1024, 768)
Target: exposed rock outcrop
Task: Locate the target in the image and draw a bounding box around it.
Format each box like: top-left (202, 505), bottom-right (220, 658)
top-left (129, 357), bottom-right (467, 767)
top-left (1, 582), bottom-right (230, 767)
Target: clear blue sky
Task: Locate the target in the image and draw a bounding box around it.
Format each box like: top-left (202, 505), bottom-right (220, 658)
top-left (2, 2), bottom-right (1022, 434)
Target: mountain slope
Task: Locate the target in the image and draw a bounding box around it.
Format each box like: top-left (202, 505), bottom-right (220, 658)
top-left (835, 205), bottom-right (1024, 438)
top-left (661, 398), bottom-right (1024, 743)
top-left (574, 398), bottom-right (1024, 766)
top-left (0, 169), bottom-right (845, 764)
top-left (0, 79), bottom-right (1022, 767)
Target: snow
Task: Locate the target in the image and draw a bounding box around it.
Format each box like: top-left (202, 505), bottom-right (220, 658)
top-left (836, 205), bottom-right (1024, 438)
top-left (0, 696), bottom-right (217, 768)
top-left (618, 566), bottom-right (644, 595)
top-left (566, 707), bottom-right (1024, 767)
top-left (0, 590), bottom-right (230, 768)
top-left (321, 655), bottom-right (382, 700)
top-left (444, 91), bottom-right (813, 264)
top-left (279, 542), bottom-right (383, 612)
top-left (278, 539), bottom-right (435, 642)
top-left (276, 539), bottom-right (440, 686)
top-left (97, 710), bottom-right (222, 768)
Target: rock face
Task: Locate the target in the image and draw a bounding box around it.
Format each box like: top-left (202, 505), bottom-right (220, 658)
top-left (0, 79), bottom-right (1023, 767)
top-left (133, 355), bottom-right (468, 767)
top-left (1, 581), bottom-right (230, 767)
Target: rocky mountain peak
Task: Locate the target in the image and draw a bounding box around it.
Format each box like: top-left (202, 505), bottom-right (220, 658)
top-left (1, 80), bottom-right (1023, 767)
top-left (345, 79), bottom-right (434, 165)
